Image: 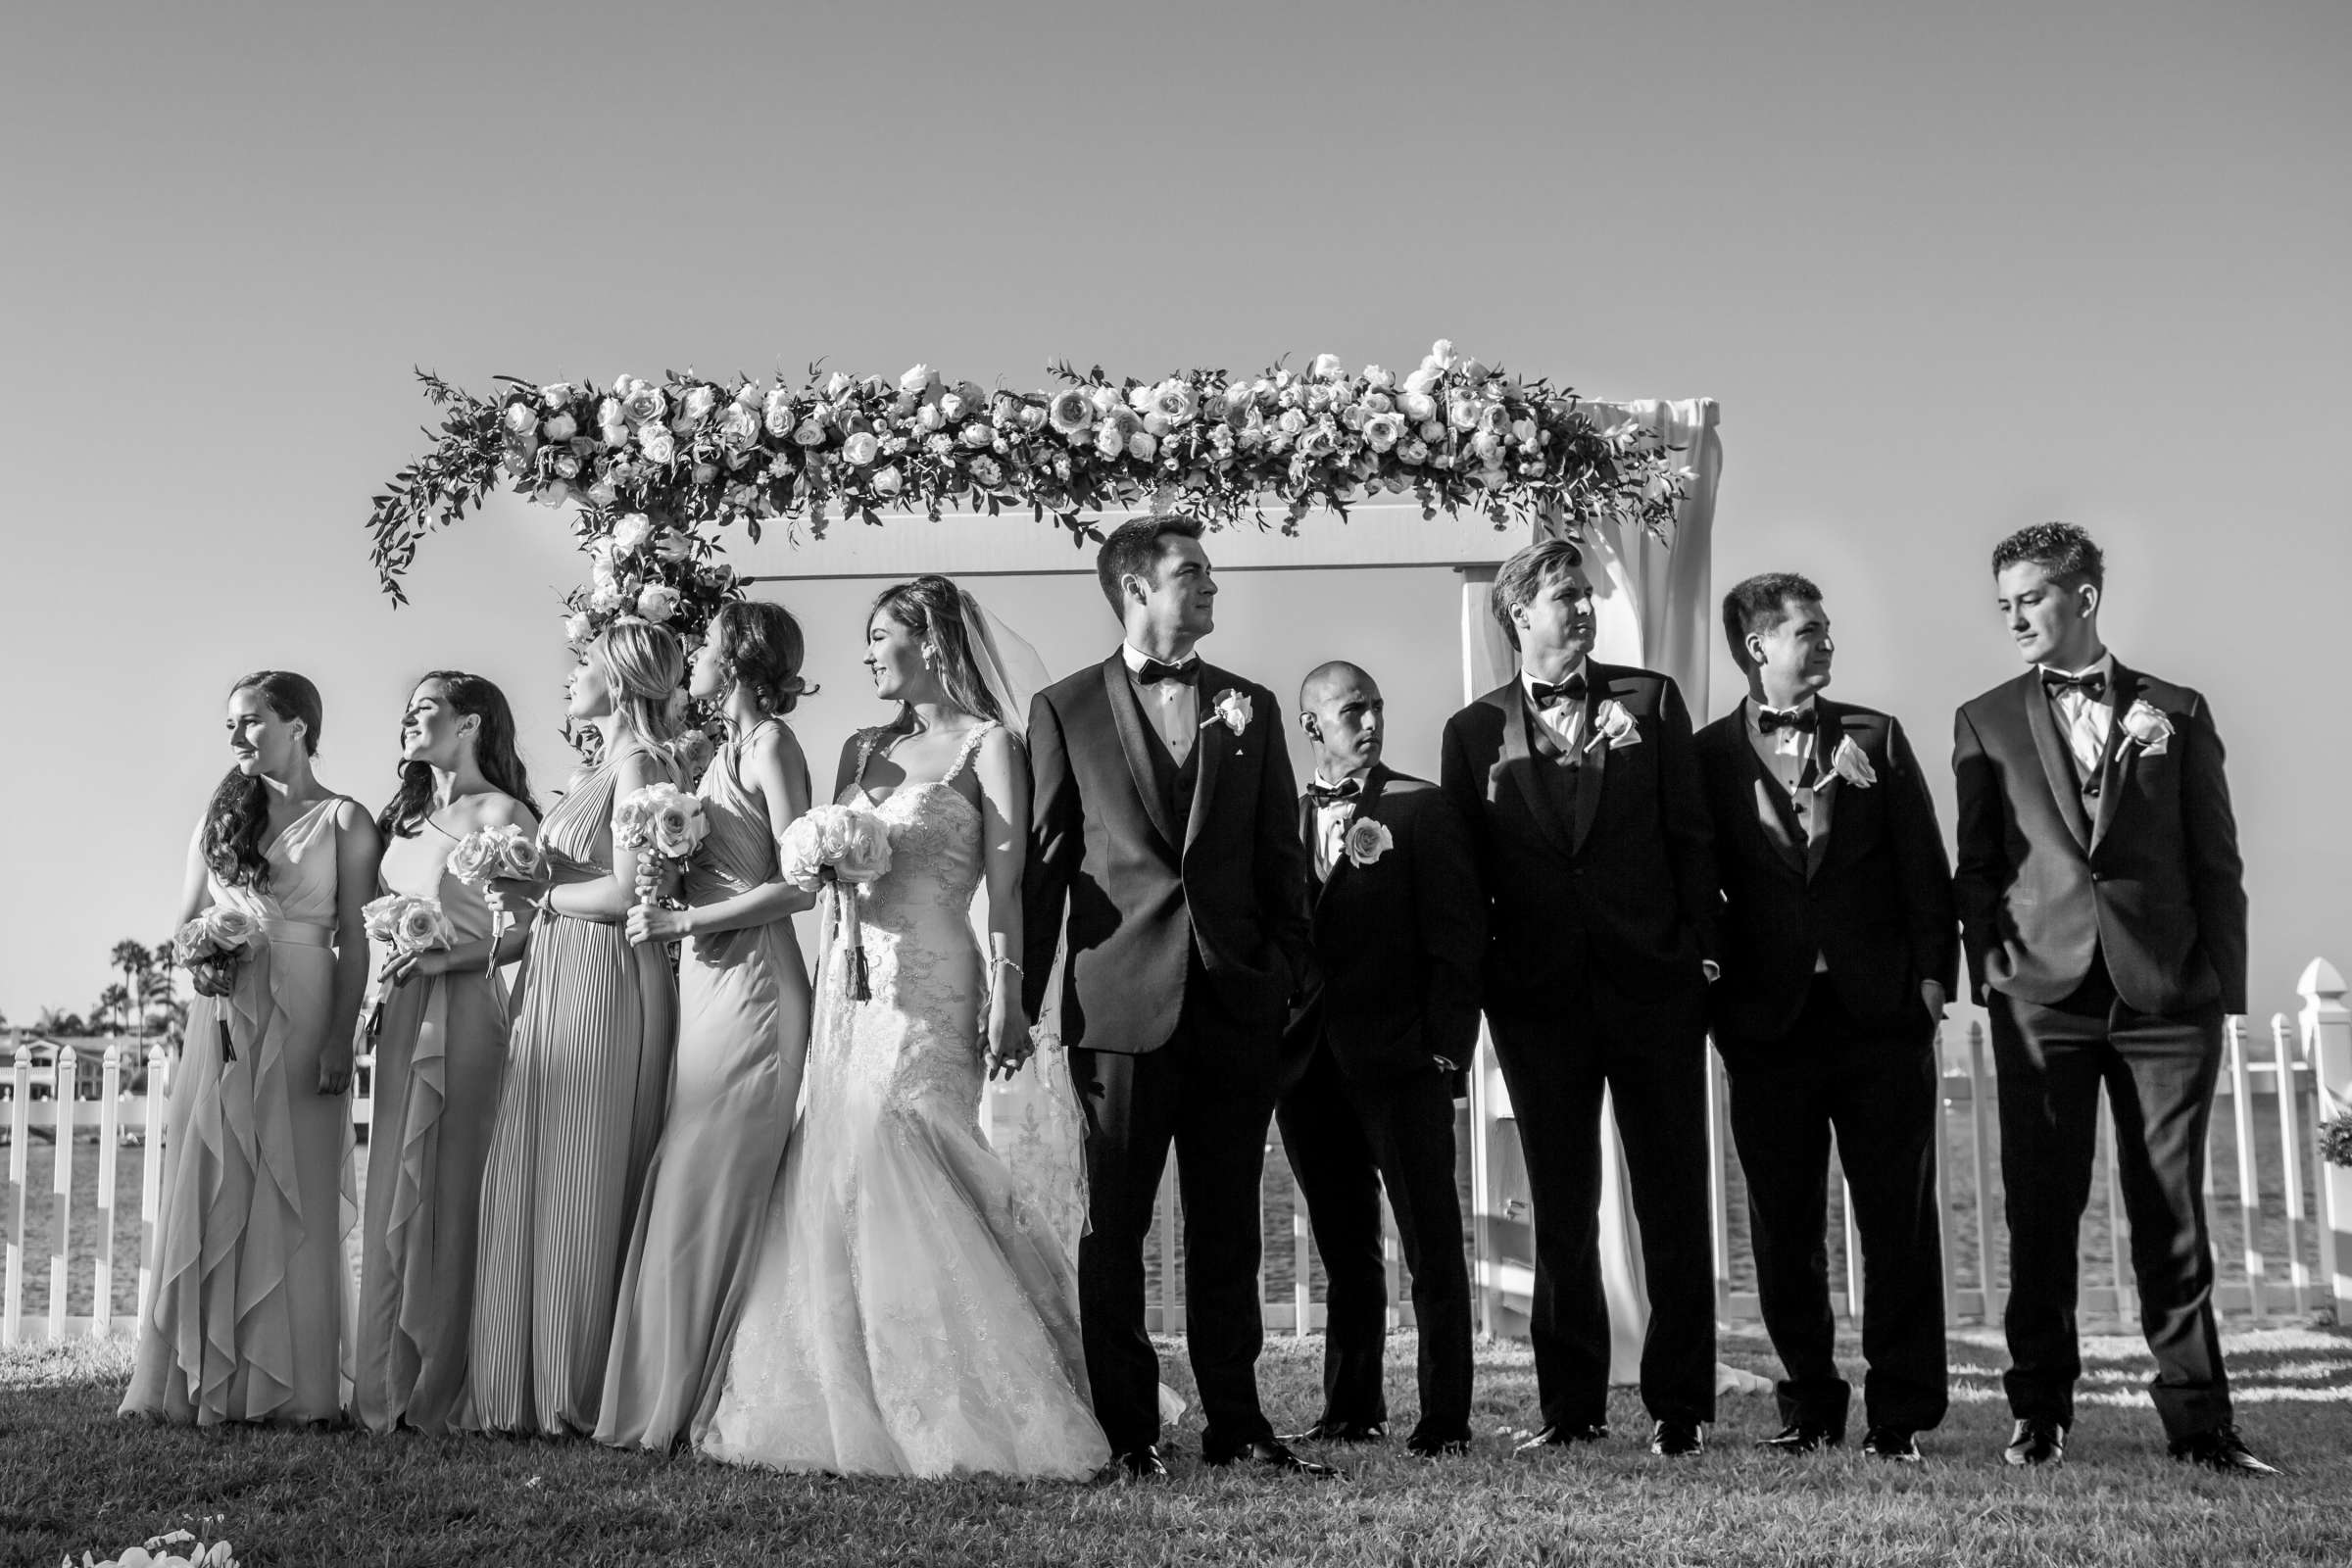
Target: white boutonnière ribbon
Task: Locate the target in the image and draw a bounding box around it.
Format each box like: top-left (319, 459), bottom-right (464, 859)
top-left (2121, 698), bottom-right (2173, 758)
top-left (1586, 698), bottom-right (1642, 754)
top-left (1202, 688), bottom-right (1252, 736)
top-left (1830, 735), bottom-right (1878, 788)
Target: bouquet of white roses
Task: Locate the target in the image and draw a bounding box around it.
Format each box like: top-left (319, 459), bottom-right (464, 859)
top-left (172, 906), bottom-right (263, 1063)
top-left (613, 780), bottom-right (707, 917)
top-left (172, 906), bottom-right (261, 999)
top-left (779, 803), bottom-right (894, 1001)
top-left (361, 891), bottom-right (456, 1041)
top-left (445, 823), bottom-right (546, 974)
top-left (62, 1527), bottom-right (240, 1568)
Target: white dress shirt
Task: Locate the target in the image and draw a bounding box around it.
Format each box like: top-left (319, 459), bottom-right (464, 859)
top-left (1746, 696), bottom-right (1832, 971)
top-left (1309, 773), bottom-right (1362, 881)
top-left (1520, 659), bottom-right (1592, 759)
top-left (1122, 643), bottom-right (1200, 765)
top-left (2038, 651), bottom-right (2116, 778)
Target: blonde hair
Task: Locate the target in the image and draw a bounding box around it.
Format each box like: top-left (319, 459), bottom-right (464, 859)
top-left (594, 619), bottom-right (689, 762)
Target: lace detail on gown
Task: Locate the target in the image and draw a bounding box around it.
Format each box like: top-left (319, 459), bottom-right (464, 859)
top-left (701, 721), bottom-right (1109, 1478)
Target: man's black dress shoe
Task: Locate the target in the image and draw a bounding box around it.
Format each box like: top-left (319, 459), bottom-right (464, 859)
top-left (1513, 1422), bottom-right (1609, 1453)
top-left (1648, 1419), bottom-right (1706, 1458)
top-left (1279, 1419), bottom-right (1386, 1444)
top-left (2001, 1419), bottom-right (2066, 1467)
top-left (1200, 1437), bottom-right (1338, 1476)
top-left (2170, 1425), bottom-right (2278, 1476)
top-left (1755, 1421), bottom-right (1840, 1454)
top-left (1861, 1427), bottom-right (1922, 1464)
top-left (1406, 1431), bottom-right (1473, 1458)
top-left (1104, 1446), bottom-right (1169, 1480)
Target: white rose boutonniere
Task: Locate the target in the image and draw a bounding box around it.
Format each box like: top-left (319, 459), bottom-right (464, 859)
top-left (1342, 816), bottom-right (1395, 868)
top-left (1831, 735), bottom-right (1879, 788)
top-left (2122, 699), bottom-right (2174, 758)
top-left (1203, 688), bottom-right (1252, 737)
top-left (1588, 698), bottom-right (1642, 753)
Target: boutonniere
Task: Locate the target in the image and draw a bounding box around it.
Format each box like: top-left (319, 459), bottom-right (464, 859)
top-left (1342, 816), bottom-right (1395, 868)
top-left (1830, 734), bottom-right (1879, 788)
top-left (1202, 688), bottom-right (1251, 737)
top-left (2121, 699), bottom-right (2173, 757)
top-left (1586, 698), bottom-right (1642, 753)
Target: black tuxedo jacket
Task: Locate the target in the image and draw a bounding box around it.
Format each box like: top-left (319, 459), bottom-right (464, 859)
top-left (1952, 663), bottom-right (2246, 1016)
top-left (1439, 663), bottom-right (1716, 1009)
top-left (1285, 765), bottom-right (1484, 1089)
top-left (1694, 699), bottom-right (1958, 1040)
top-left (1022, 653), bottom-right (1313, 1055)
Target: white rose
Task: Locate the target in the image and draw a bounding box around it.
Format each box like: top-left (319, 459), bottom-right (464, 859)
top-left (1311, 352), bottom-right (1346, 381)
top-left (842, 431), bottom-right (881, 466)
top-left (1088, 384), bottom-right (1121, 416)
top-left (1398, 438), bottom-right (1429, 465)
top-left (871, 465), bottom-right (905, 496)
top-left (1153, 380), bottom-right (1200, 424)
top-left (1429, 338), bottom-right (1455, 367)
top-left (542, 412), bottom-right (577, 442)
top-left (636, 584), bottom-right (679, 622)
top-left (938, 393), bottom-right (966, 421)
top-left (552, 451), bottom-right (582, 479)
top-left (637, 426), bottom-right (676, 465)
top-left (564, 611), bottom-right (595, 643)
top-left (1094, 425), bottom-right (1126, 459)
top-left (611, 514), bottom-right (655, 554)
top-left (1361, 365), bottom-right (1394, 390)
top-left (1402, 367), bottom-right (1440, 396)
top-left (1128, 430), bottom-right (1158, 461)
top-left (586, 479), bottom-right (619, 508)
top-left (900, 364), bottom-right (936, 394)
top-left (1362, 413), bottom-right (1403, 451)
top-left (504, 402), bottom-right (537, 434)
top-left (619, 382), bottom-right (667, 425)
top-left (1460, 356), bottom-right (1491, 382)
top-left (681, 385), bottom-right (717, 426)
top-left (590, 583), bottom-right (623, 613)
top-left (960, 420), bottom-right (993, 449)
top-left (792, 416), bottom-right (829, 447)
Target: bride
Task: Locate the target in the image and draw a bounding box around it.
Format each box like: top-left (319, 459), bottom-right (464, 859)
top-left (701, 574), bottom-right (1110, 1479)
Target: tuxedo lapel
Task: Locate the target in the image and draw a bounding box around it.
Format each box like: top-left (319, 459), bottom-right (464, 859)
top-left (2019, 672), bottom-right (2092, 849)
top-left (1492, 687), bottom-right (1574, 859)
top-left (1569, 677), bottom-right (1607, 855)
top-left (1184, 665), bottom-right (1231, 852)
top-left (1100, 656), bottom-right (1180, 851)
top-left (2089, 663), bottom-right (2140, 852)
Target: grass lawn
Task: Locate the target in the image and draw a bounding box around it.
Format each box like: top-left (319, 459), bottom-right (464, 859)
top-left (5, 1322), bottom-right (2349, 1566)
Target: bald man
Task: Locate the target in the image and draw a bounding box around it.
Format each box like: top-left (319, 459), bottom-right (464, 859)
top-left (1274, 662), bottom-right (1483, 1457)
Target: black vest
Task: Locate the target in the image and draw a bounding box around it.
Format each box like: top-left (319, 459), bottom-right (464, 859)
top-left (1137, 704), bottom-right (1201, 826)
top-left (1522, 699), bottom-right (1583, 822)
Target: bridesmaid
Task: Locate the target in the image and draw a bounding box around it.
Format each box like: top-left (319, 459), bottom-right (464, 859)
top-left (466, 620), bottom-right (688, 1436)
top-left (351, 672), bottom-right (539, 1434)
top-left (122, 671), bottom-right (379, 1426)
top-left (599, 602), bottom-right (818, 1450)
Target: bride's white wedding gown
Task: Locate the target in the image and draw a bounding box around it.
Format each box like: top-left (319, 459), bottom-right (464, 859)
top-left (700, 724), bottom-right (1110, 1478)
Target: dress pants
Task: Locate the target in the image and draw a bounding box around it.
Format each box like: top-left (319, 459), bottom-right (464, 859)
top-left (1720, 979), bottom-right (1948, 1436)
top-left (1274, 1040), bottom-right (1474, 1445)
top-left (1070, 979), bottom-right (1282, 1456)
top-left (1988, 956), bottom-right (2231, 1440)
top-left (1489, 981), bottom-right (1716, 1430)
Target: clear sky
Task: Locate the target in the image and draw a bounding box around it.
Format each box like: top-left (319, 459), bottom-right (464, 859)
top-left (3, 0), bottom-right (2346, 1028)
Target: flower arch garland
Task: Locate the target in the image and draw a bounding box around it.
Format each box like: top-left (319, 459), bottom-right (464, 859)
top-left (367, 341), bottom-right (1694, 659)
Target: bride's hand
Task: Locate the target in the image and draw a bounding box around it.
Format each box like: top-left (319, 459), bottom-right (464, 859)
top-left (985, 996), bottom-right (1033, 1081)
top-left (626, 904), bottom-right (693, 947)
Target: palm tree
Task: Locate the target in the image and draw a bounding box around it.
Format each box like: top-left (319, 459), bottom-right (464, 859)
top-left (97, 984), bottom-right (132, 1035)
top-left (111, 940), bottom-right (154, 1050)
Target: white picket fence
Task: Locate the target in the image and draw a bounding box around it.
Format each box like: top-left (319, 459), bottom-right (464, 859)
top-left (9, 958), bottom-right (2351, 1347)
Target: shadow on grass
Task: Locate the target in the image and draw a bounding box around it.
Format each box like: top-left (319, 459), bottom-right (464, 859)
top-left (5, 1325), bottom-right (2349, 1567)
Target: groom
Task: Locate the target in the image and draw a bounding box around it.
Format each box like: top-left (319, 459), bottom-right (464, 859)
top-left (1023, 515), bottom-right (1328, 1479)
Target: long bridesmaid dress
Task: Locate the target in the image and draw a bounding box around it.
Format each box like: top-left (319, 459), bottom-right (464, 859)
top-left (597, 722), bottom-right (811, 1449)
top-left (465, 747), bottom-right (677, 1435)
top-left (122, 798), bottom-right (356, 1425)
top-left (350, 820), bottom-right (513, 1433)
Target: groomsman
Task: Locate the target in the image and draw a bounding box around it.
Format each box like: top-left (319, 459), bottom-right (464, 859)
top-left (1953, 522), bottom-right (2272, 1473)
top-left (1440, 539), bottom-right (1719, 1458)
top-left (1694, 573), bottom-right (1955, 1464)
top-left (1275, 662), bottom-right (1482, 1458)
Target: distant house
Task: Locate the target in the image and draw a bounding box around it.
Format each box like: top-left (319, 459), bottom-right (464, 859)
top-left (0, 1033), bottom-right (143, 1100)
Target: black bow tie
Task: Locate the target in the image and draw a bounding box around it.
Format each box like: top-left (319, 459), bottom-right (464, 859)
top-left (2042, 669), bottom-right (2107, 699)
top-left (1307, 778), bottom-right (1362, 807)
top-left (1134, 658), bottom-right (1199, 687)
top-left (1529, 673), bottom-right (1588, 710)
top-left (1756, 707), bottom-right (1818, 735)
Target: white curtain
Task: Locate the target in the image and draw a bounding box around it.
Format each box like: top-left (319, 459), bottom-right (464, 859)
top-left (1461, 398), bottom-right (1728, 1381)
